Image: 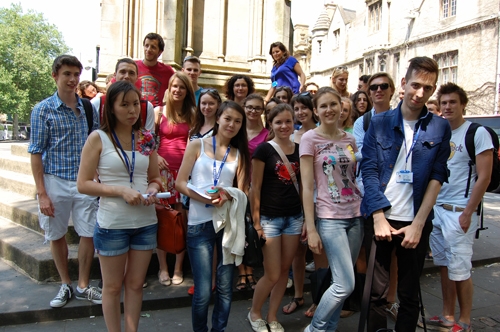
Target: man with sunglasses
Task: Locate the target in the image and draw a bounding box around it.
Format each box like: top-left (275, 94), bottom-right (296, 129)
top-left (182, 56), bottom-right (203, 104)
top-left (360, 57), bottom-right (451, 332)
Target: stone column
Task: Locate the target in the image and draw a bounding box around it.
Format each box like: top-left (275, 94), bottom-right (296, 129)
top-left (184, 0), bottom-right (195, 56)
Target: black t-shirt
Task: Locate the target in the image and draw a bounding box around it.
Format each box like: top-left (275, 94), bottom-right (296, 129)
top-left (252, 142), bottom-right (301, 217)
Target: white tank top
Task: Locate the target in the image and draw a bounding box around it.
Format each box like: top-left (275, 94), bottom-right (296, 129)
top-left (188, 138), bottom-right (239, 225)
top-left (96, 130), bottom-right (157, 229)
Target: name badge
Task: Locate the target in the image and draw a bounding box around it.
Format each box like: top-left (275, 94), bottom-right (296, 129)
top-left (396, 170), bottom-right (413, 183)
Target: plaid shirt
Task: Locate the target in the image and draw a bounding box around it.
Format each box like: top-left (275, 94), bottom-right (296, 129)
top-left (28, 92), bottom-right (98, 181)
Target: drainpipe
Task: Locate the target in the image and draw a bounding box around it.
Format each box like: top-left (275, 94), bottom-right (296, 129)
top-left (495, 12), bottom-right (500, 115)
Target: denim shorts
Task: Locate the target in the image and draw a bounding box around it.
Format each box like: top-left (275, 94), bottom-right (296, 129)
top-left (260, 213), bottom-right (303, 238)
top-left (94, 223), bottom-right (158, 257)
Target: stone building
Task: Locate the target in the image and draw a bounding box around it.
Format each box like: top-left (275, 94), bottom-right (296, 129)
top-left (297, 0), bottom-right (500, 114)
top-left (99, 0), bottom-right (293, 93)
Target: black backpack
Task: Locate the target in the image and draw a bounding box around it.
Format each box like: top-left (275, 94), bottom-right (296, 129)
top-left (464, 122), bottom-right (500, 197)
top-left (82, 98), bottom-right (94, 136)
top-left (362, 111), bottom-right (373, 132)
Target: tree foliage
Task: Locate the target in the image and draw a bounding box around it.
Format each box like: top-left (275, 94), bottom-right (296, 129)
top-left (0, 3), bottom-right (70, 122)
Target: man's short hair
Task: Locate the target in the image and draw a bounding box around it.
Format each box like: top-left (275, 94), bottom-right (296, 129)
top-left (114, 58), bottom-right (138, 74)
top-left (426, 99), bottom-right (440, 109)
top-left (437, 82), bottom-right (469, 106)
top-left (52, 55), bottom-right (82, 75)
top-left (143, 32), bottom-right (165, 52)
top-left (405, 56), bottom-right (439, 84)
top-left (359, 75), bottom-right (371, 83)
top-left (305, 82), bottom-right (319, 89)
top-left (183, 55), bottom-right (201, 66)
top-left (367, 72), bottom-right (395, 92)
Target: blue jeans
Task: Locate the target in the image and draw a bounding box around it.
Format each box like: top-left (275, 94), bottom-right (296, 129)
top-left (308, 217), bottom-right (364, 332)
top-left (187, 221), bottom-right (234, 332)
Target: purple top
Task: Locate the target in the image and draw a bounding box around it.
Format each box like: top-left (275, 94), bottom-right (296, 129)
top-left (271, 57), bottom-right (300, 94)
top-left (248, 128), bottom-right (269, 156)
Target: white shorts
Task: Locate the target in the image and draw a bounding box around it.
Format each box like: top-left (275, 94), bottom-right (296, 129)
top-left (38, 174), bottom-right (97, 241)
top-left (430, 205), bottom-right (478, 281)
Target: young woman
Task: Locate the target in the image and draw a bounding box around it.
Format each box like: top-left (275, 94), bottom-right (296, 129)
top-left (263, 97), bottom-right (282, 130)
top-left (282, 92), bottom-right (326, 318)
top-left (265, 41), bottom-right (306, 102)
top-left (224, 75), bottom-right (255, 106)
top-left (339, 98), bottom-right (354, 133)
top-left (351, 90), bottom-right (372, 120)
top-left (300, 87), bottom-right (363, 332)
top-left (248, 103), bottom-right (303, 332)
top-left (155, 72), bottom-right (196, 286)
top-left (274, 86), bottom-right (293, 105)
top-left (77, 80), bottom-right (103, 99)
top-left (330, 67), bottom-right (350, 98)
top-left (236, 93), bottom-right (270, 291)
top-left (176, 100), bottom-right (250, 332)
top-left (186, 88), bottom-right (222, 296)
top-left (77, 81), bottom-right (161, 332)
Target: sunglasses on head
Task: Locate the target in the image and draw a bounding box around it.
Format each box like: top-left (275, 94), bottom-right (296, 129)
top-left (369, 83), bottom-right (390, 91)
top-left (200, 88), bottom-right (219, 94)
top-left (298, 91), bottom-right (312, 98)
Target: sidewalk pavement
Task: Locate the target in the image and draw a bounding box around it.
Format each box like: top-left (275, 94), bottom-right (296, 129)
top-left (1, 193), bottom-right (500, 331)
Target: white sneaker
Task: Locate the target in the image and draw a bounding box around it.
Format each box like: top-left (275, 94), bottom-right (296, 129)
top-left (247, 312), bottom-right (269, 332)
top-left (268, 321), bottom-right (285, 332)
top-left (286, 278), bottom-right (293, 289)
top-left (305, 261), bottom-right (315, 272)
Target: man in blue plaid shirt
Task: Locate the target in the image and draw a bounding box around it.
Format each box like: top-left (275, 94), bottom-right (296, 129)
top-left (28, 55), bottom-right (102, 308)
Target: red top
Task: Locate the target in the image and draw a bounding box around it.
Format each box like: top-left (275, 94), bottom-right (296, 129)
top-left (135, 60), bottom-right (175, 108)
top-left (157, 115), bottom-right (190, 171)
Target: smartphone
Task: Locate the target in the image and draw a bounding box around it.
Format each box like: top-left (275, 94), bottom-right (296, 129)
top-left (206, 188), bottom-right (219, 194)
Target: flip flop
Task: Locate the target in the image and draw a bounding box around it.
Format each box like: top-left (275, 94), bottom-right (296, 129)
top-left (282, 297), bottom-right (304, 315)
top-left (236, 274), bottom-right (248, 291)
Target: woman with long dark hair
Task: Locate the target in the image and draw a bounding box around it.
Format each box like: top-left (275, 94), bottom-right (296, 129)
top-left (77, 81), bottom-right (161, 332)
top-left (176, 100), bottom-right (250, 332)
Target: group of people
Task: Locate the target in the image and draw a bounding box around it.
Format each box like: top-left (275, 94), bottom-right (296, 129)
top-left (28, 29), bottom-right (492, 332)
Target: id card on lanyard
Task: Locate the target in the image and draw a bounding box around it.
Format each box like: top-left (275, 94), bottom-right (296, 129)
top-left (396, 121), bottom-right (420, 184)
top-left (112, 130), bottom-right (135, 187)
top-left (206, 136), bottom-right (230, 207)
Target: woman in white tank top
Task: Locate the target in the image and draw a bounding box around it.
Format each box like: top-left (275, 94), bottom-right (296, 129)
top-left (77, 81), bottom-right (162, 332)
top-left (176, 101), bottom-right (250, 332)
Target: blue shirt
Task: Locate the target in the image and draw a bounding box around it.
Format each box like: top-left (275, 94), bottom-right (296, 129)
top-left (360, 102), bottom-right (451, 220)
top-left (28, 92), bottom-right (99, 181)
top-left (271, 57), bottom-right (300, 94)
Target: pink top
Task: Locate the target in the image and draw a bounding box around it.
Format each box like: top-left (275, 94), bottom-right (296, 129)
top-left (157, 115), bottom-right (189, 171)
top-left (299, 130), bottom-right (361, 219)
top-left (248, 128), bottom-right (269, 157)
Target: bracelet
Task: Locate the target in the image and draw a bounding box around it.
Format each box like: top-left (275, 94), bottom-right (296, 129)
top-left (148, 179), bottom-right (163, 191)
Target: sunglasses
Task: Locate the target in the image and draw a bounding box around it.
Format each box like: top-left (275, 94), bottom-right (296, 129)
top-left (369, 83), bottom-right (390, 91)
top-left (298, 91), bottom-right (312, 98)
top-left (200, 88), bottom-right (219, 94)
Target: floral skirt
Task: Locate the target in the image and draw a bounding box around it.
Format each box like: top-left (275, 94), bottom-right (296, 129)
top-left (159, 169), bottom-right (180, 205)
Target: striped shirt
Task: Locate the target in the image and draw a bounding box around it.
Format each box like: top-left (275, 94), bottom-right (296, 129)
top-left (28, 92), bottom-right (98, 181)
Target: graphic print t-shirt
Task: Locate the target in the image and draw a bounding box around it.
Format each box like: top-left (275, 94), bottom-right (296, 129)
top-left (135, 60), bottom-right (175, 107)
top-left (253, 142), bottom-right (301, 217)
top-left (300, 130), bottom-right (361, 219)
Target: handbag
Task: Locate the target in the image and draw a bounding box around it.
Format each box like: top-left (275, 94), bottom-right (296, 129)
top-left (155, 181), bottom-right (186, 254)
top-left (242, 197), bottom-right (264, 268)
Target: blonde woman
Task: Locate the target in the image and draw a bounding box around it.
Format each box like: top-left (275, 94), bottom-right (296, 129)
top-left (331, 67), bottom-right (350, 98)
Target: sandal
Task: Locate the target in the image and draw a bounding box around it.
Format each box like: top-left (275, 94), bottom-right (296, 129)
top-left (305, 303), bottom-right (317, 318)
top-left (282, 297), bottom-right (304, 315)
top-left (236, 274), bottom-right (248, 291)
top-left (246, 274), bottom-right (257, 290)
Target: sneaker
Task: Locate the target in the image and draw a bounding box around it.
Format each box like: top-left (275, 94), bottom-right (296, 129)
top-left (50, 284), bottom-right (73, 308)
top-left (450, 322), bottom-right (472, 332)
top-left (305, 261), bottom-right (315, 272)
top-left (97, 279), bottom-right (103, 292)
top-left (385, 302), bottom-right (399, 321)
top-left (75, 286), bottom-right (102, 304)
top-left (268, 321), bottom-right (285, 332)
top-left (286, 277), bottom-right (293, 289)
top-left (247, 312), bottom-right (269, 332)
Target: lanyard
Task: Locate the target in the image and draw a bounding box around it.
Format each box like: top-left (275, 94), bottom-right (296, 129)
top-left (402, 120), bottom-right (421, 166)
top-left (112, 130), bottom-right (135, 187)
top-left (212, 135), bottom-right (231, 187)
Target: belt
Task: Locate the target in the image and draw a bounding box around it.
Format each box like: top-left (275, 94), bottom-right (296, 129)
top-left (440, 204), bottom-right (475, 213)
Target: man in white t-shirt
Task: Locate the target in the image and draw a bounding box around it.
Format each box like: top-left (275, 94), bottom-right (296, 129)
top-left (427, 83), bottom-right (493, 332)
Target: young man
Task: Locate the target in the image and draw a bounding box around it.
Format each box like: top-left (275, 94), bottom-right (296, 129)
top-left (91, 58), bottom-right (155, 131)
top-left (182, 55), bottom-right (203, 104)
top-left (358, 74), bottom-right (371, 92)
top-left (305, 81), bottom-right (319, 95)
top-left (135, 32), bottom-right (175, 107)
top-left (428, 83), bottom-right (492, 332)
top-left (28, 55), bottom-right (102, 308)
top-left (360, 56), bottom-right (451, 331)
